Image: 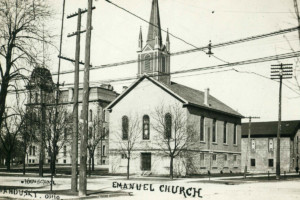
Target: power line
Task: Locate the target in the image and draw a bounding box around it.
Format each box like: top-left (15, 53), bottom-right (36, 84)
top-left (54, 26), bottom-right (299, 76)
top-left (7, 51), bottom-right (300, 96)
top-left (64, 51), bottom-right (300, 85)
top-left (7, 50), bottom-right (300, 94)
top-left (104, 0), bottom-right (229, 63)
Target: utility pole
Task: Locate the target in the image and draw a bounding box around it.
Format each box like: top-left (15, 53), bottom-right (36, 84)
top-left (67, 4), bottom-right (95, 194)
top-left (271, 63), bottom-right (293, 180)
top-left (293, 0), bottom-right (300, 47)
top-left (39, 24), bottom-right (46, 178)
top-left (50, 0), bottom-right (66, 191)
top-left (39, 89), bottom-right (45, 177)
top-left (79, 0), bottom-right (93, 196)
top-left (243, 116), bottom-right (260, 179)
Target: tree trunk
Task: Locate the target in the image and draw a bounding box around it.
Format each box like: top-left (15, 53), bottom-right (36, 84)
top-left (92, 154), bottom-right (94, 171)
top-left (170, 156), bottom-right (174, 180)
top-left (6, 153), bottom-right (11, 171)
top-left (22, 150), bottom-right (26, 175)
top-left (53, 150), bottom-right (57, 176)
top-left (0, 71), bottom-right (10, 130)
top-left (127, 157), bottom-right (130, 180)
top-left (88, 155), bottom-right (91, 177)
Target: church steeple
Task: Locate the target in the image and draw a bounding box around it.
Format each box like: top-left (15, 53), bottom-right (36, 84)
top-left (137, 0), bottom-right (170, 85)
top-left (147, 0), bottom-right (162, 48)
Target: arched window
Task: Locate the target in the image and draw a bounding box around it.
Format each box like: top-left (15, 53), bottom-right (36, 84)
top-left (164, 113), bottom-right (172, 139)
top-left (143, 115), bottom-right (150, 140)
top-left (162, 56), bottom-right (165, 72)
top-left (122, 116), bottom-right (129, 140)
top-left (89, 109), bottom-right (92, 121)
top-left (144, 54), bottom-right (151, 72)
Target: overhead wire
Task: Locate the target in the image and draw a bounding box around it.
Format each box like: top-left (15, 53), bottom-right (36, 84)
top-left (60, 51), bottom-right (300, 87)
top-left (7, 50), bottom-right (300, 91)
top-left (5, 2), bottom-right (300, 97)
top-left (104, 0), bottom-right (229, 63)
top-left (52, 25), bottom-right (299, 76)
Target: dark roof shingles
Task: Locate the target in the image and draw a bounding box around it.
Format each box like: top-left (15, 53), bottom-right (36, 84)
top-left (241, 120), bottom-right (300, 138)
top-left (164, 82), bottom-right (242, 117)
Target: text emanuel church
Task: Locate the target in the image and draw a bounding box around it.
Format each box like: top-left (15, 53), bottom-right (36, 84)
top-left (107, 0), bottom-right (243, 176)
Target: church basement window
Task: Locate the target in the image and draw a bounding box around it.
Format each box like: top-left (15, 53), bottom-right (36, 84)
top-left (251, 159), bottom-right (256, 167)
top-left (268, 159), bottom-right (274, 167)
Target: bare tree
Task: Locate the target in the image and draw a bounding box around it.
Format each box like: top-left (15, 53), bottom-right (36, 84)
top-left (19, 111), bottom-right (37, 175)
top-left (0, 0), bottom-right (54, 131)
top-left (44, 105), bottom-right (71, 177)
top-left (111, 114), bottom-right (141, 180)
top-left (152, 104), bottom-right (197, 179)
top-left (0, 110), bottom-right (25, 171)
top-left (86, 114), bottom-right (108, 176)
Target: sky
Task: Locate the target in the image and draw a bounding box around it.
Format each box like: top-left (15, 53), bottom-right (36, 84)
top-left (8, 0), bottom-right (300, 123)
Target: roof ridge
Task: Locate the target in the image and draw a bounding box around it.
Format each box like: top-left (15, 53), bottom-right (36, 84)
top-left (243, 120), bottom-right (300, 124)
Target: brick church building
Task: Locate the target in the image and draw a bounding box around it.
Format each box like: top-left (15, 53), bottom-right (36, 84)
top-left (107, 0), bottom-right (243, 176)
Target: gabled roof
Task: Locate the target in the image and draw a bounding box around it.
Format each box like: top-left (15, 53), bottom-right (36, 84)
top-left (241, 120), bottom-right (300, 138)
top-left (106, 75), bottom-right (242, 118)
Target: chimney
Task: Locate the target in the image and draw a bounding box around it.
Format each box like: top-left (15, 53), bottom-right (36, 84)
top-left (204, 88), bottom-right (210, 106)
top-left (68, 88), bottom-right (73, 102)
top-left (122, 86), bottom-right (128, 92)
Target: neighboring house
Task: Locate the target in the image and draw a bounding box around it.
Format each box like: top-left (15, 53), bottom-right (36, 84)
top-left (25, 67), bottom-right (118, 166)
top-left (241, 120), bottom-right (300, 173)
top-left (106, 0), bottom-right (243, 176)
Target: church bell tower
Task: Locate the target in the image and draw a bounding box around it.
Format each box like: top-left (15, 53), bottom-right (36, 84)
top-left (137, 0), bottom-right (170, 85)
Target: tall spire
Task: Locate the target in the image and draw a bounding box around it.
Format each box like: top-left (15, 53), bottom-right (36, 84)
top-left (147, 0), bottom-right (162, 48)
top-left (138, 26), bottom-right (143, 51)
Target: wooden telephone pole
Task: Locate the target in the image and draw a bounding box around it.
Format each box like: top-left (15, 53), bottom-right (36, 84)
top-left (79, 0), bottom-right (93, 196)
top-left (243, 116), bottom-right (260, 179)
top-left (67, 4), bottom-right (95, 193)
top-left (271, 63), bottom-right (293, 180)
